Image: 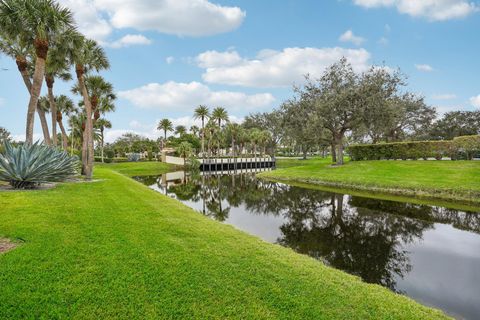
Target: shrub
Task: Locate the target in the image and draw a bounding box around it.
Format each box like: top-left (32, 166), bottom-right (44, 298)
top-left (348, 138), bottom-right (474, 161)
top-left (453, 135), bottom-right (480, 160)
top-left (105, 149), bottom-right (115, 159)
top-left (0, 142), bottom-right (79, 189)
top-left (147, 151), bottom-right (153, 161)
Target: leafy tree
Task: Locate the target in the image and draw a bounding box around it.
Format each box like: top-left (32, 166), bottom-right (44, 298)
top-left (243, 110), bottom-right (284, 156)
top-left (176, 141), bottom-right (193, 165)
top-left (0, 127), bottom-right (11, 144)
top-left (429, 111), bottom-right (480, 140)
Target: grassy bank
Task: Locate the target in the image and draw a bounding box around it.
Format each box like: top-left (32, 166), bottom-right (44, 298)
top-left (96, 161), bottom-right (177, 176)
top-left (263, 157), bottom-right (480, 205)
top-left (0, 165), bottom-right (448, 319)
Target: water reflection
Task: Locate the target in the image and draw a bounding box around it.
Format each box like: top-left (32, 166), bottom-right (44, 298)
top-left (134, 172), bottom-right (480, 319)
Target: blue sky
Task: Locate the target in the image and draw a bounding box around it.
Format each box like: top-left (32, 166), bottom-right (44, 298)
top-left (1, 0), bottom-right (480, 142)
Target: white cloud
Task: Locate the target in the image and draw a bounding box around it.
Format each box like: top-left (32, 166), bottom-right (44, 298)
top-left (339, 29), bottom-right (366, 46)
top-left (60, 0), bottom-right (245, 41)
top-left (197, 47), bottom-right (372, 87)
top-left (196, 50), bottom-right (243, 68)
top-left (470, 95), bottom-right (480, 108)
top-left (118, 81), bottom-right (275, 112)
top-left (12, 133), bottom-right (43, 143)
top-left (166, 56), bottom-right (175, 64)
top-left (59, 0), bottom-right (112, 41)
top-left (106, 34), bottom-right (152, 48)
top-left (415, 64), bottom-right (434, 72)
top-left (432, 93), bottom-right (457, 100)
top-left (353, 0), bottom-right (478, 21)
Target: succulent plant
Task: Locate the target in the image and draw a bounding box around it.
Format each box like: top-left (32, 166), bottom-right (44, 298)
top-left (0, 141), bottom-right (79, 189)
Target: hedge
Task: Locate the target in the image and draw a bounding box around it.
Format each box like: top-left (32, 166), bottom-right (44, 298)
top-left (349, 135), bottom-right (480, 161)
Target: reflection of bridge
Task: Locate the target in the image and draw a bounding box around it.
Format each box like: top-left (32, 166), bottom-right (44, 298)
top-left (199, 157), bottom-right (275, 172)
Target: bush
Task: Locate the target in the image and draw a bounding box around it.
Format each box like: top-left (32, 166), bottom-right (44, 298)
top-left (348, 138), bottom-right (477, 161)
top-left (113, 157), bottom-right (128, 163)
top-left (0, 141), bottom-right (79, 189)
top-left (105, 149), bottom-right (115, 159)
top-left (453, 135), bottom-right (480, 160)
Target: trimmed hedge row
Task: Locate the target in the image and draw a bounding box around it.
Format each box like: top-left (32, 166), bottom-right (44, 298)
top-left (349, 135), bottom-right (480, 161)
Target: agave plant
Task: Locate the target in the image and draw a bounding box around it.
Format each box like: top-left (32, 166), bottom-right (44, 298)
top-left (0, 141), bottom-right (79, 189)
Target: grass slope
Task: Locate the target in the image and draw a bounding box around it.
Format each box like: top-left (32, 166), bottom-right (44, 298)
top-left (263, 158), bottom-right (480, 205)
top-left (0, 166), bottom-right (448, 319)
top-left (96, 161), bottom-right (177, 176)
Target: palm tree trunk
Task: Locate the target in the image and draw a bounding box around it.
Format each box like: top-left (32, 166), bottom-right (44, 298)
top-left (101, 129), bottom-right (105, 163)
top-left (201, 118), bottom-right (205, 157)
top-left (26, 42), bottom-right (48, 144)
top-left (16, 56), bottom-right (51, 145)
top-left (76, 65), bottom-right (94, 179)
top-left (46, 78), bottom-right (57, 146)
top-left (37, 107), bottom-right (51, 145)
top-left (58, 119), bottom-right (69, 150)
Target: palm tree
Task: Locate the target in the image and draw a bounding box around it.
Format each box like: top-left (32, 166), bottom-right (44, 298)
top-left (190, 125), bottom-right (199, 137)
top-left (0, 32), bottom-right (51, 144)
top-left (55, 95), bottom-right (75, 150)
top-left (45, 37), bottom-right (72, 146)
top-left (95, 118), bottom-right (112, 163)
top-left (211, 107), bottom-right (229, 127)
top-left (194, 105), bottom-right (210, 157)
top-left (157, 119), bottom-right (173, 141)
top-left (176, 141), bottom-right (193, 166)
top-left (37, 96), bottom-right (52, 145)
top-left (0, 0), bottom-right (74, 144)
top-left (69, 35), bottom-right (109, 179)
top-left (175, 125), bottom-right (187, 137)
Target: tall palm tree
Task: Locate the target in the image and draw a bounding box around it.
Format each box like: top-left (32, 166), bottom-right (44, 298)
top-left (55, 95), bottom-right (75, 150)
top-left (0, 0), bottom-right (75, 144)
top-left (0, 33), bottom-right (51, 144)
top-left (211, 107), bottom-right (229, 127)
top-left (45, 37), bottom-right (72, 146)
top-left (194, 105), bottom-right (209, 157)
top-left (157, 119), bottom-right (173, 141)
top-left (94, 118), bottom-right (112, 163)
top-left (37, 96), bottom-right (52, 145)
top-left (175, 125), bottom-right (187, 137)
top-left (69, 35), bottom-right (109, 179)
top-left (226, 123), bottom-right (241, 158)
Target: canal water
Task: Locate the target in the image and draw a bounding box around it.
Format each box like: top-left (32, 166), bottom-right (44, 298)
top-left (134, 171), bottom-right (480, 319)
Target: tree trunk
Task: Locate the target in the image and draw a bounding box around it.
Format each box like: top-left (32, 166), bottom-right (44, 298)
top-left (58, 119), bottom-right (69, 150)
top-left (201, 118), bottom-right (205, 157)
top-left (76, 65), bottom-right (94, 179)
top-left (26, 41), bottom-right (48, 144)
top-left (46, 77), bottom-right (57, 146)
top-left (331, 142), bottom-right (337, 163)
top-left (101, 130), bottom-right (105, 163)
top-left (37, 106), bottom-right (51, 145)
top-left (336, 135), bottom-right (344, 165)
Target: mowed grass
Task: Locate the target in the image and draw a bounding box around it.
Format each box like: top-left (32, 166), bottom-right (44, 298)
top-left (0, 166), bottom-right (449, 319)
top-left (264, 157), bottom-right (480, 204)
top-left (96, 161), bottom-right (177, 176)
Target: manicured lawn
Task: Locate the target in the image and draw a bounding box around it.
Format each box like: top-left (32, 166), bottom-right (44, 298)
top-left (0, 166), bottom-right (448, 319)
top-left (96, 161), bottom-right (177, 176)
top-left (263, 157), bottom-right (480, 205)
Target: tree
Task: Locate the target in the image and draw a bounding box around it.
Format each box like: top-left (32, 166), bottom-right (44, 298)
top-left (211, 107), bottom-right (229, 127)
top-left (176, 141), bottom-right (193, 165)
top-left (175, 125), bottom-right (187, 137)
top-left (429, 111), bottom-right (480, 140)
top-left (243, 110), bottom-right (284, 156)
top-left (36, 96), bottom-right (52, 145)
top-left (0, 0), bottom-right (74, 144)
top-left (225, 123), bottom-right (241, 158)
top-left (55, 95), bottom-right (75, 150)
top-left (157, 119), bottom-right (173, 141)
top-left (190, 125), bottom-right (199, 137)
top-left (69, 35), bottom-right (109, 179)
top-left (0, 127), bottom-right (11, 143)
top-left (194, 105), bottom-right (210, 157)
top-left (94, 118), bottom-right (112, 162)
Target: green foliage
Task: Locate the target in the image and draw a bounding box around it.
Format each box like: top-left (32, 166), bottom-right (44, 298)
top-left (348, 136), bottom-right (480, 161)
top-left (0, 141), bottom-right (78, 189)
top-left (105, 149), bottom-right (115, 159)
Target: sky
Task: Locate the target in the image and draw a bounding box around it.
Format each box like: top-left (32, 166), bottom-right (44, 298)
top-left (1, 0), bottom-right (480, 142)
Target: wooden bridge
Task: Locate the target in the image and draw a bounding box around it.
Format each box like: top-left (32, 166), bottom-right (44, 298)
top-left (199, 157), bottom-right (275, 172)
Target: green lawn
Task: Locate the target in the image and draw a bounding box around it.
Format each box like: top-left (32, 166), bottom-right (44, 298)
top-left (96, 161), bottom-right (177, 176)
top-left (263, 157), bottom-right (480, 205)
top-left (0, 165), bottom-right (448, 319)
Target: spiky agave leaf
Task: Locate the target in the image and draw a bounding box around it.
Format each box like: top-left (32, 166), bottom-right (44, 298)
top-left (0, 141), bottom-right (79, 189)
